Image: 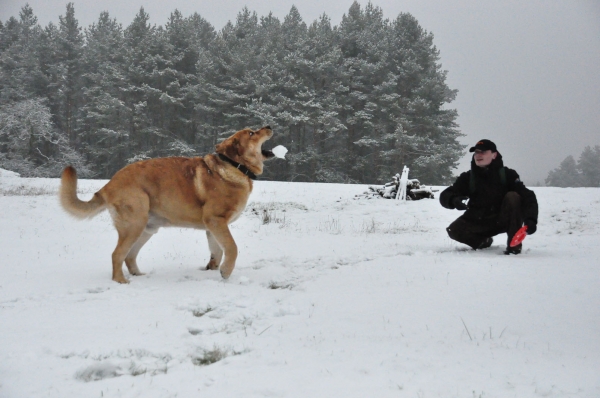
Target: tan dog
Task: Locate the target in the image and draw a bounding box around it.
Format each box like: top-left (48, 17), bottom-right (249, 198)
top-left (59, 126), bottom-right (274, 283)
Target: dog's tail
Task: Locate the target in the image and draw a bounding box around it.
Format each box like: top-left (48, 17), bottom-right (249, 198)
top-left (59, 166), bottom-right (106, 219)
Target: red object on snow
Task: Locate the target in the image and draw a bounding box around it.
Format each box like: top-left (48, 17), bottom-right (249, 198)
top-left (510, 226), bottom-right (528, 247)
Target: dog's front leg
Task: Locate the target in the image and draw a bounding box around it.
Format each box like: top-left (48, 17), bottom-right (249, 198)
top-left (205, 230), bottom-right (223, 270)
top-left (204, 217), bottom-right (237, 279)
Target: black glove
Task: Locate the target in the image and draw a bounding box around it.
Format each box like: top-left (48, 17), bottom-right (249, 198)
top-left (525, 219), bottom-right (537, 235)
top-left (452, 195), bottom-right (469, 211)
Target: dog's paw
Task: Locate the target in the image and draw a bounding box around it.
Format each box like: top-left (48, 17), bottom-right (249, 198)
top-left (128, 269), bottom-right (145, 276)
top-left (220, 268), bottom-right (233, 279)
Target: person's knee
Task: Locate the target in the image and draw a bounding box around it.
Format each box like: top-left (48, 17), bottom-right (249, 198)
top-left (446, 225), bottom-right (458, 240)
top-left (504, 191), bottom-right (521, 207)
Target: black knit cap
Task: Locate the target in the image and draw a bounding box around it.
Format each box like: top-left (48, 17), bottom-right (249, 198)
top-left (469, 139), bottom-right (497, 153)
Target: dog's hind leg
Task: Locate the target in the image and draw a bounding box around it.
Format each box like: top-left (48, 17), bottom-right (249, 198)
top-left (204, 217), bottom-right (237, 279)
top-left (125, 228), bottom-right (156, 276)
top-left (205, 230), bottom-right (223, 271)
top-left (112, 221), bottom-right (148, 283)
top-left (110, 200), bottom-right (149, 284)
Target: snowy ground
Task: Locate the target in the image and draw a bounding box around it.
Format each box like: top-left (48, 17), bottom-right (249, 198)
top-left (1, 170), bottom-right (599, 398)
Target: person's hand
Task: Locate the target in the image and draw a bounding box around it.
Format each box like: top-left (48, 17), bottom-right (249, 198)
top-left (452, 195), bottom-right (469, 210)
top-left (525, 219), bottom-right (537, 235)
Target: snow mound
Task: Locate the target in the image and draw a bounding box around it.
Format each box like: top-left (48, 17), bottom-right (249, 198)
top-left (75, 362), bottom-right (122, 382)
top-left (0, 168), bottom-right (20, 178)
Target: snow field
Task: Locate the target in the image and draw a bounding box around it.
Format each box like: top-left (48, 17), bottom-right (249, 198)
top-left (0, 174), bottom-right (599, 397)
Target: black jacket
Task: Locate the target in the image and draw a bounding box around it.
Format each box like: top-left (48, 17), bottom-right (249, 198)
top-left (440, 152), bottom-right (538, 223)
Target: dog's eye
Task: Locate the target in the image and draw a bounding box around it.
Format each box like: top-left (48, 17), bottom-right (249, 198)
top-left (249, 132), bottom-right (254, 136)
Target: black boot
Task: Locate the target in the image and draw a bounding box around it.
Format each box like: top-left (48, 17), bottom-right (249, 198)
top-left (477, 237), bottom-right (493, 250)
top-left (504, 244), bottom-right (522, 255)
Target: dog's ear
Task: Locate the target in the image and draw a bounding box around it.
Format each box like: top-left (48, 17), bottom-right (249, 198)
top-left (234, 137), bottom-right (244, 156)
top-left (216, 137), bottom-right (242, 160)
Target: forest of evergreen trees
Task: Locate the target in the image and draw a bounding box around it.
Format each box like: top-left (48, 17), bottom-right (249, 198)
top-left (0, 2), bottom-right (464, 184)
top-left (545, 145), bottom-right (600, 187)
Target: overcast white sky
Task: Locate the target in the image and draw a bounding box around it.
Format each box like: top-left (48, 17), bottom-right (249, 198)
top-left (1, 0), bottom-right (599, 184)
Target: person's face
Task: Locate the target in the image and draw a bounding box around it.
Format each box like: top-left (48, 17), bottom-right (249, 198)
top-left (473, 149), bottom-right (497, 167)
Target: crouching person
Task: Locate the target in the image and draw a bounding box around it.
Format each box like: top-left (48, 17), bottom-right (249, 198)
top-left (440, 139), bottom-right (539, 254)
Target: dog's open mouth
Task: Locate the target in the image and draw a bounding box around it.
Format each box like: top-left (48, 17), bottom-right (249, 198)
top-left (261, 148), bottom-right (276, 159)
top-left (257, 126), bottom-right (275, 159)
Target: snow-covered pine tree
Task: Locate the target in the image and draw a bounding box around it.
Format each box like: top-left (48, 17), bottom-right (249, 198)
top-left (122, 7), bottom-right (190, 163)
top-left (338, 2), bottom-right (393, 183)
top-left (577, 145), bottom-right (600, 187)
top-left (197, 8), bottom-right (260, 139)
top-left (545, 155), bottom-right (581, 187)
top-left (0, 5), bottom-right (46, 103)
top-left (269, 6), bottom-right (316, 181)
top-left (0, 98), bottom-right (90, 177)
top-left (77, 11), bottom-right (130, 177)
top-left (546, 146), bottom-right (600, 188)
top-left (0, 5), bottom-right (89, 177)
top-left (287, 14), bottom-right (347, 182)
top-left (50, 3), bottom-right (84, 148)
top-left (162, 10), bottom-right (206, 150)
top-left (335, 2), bottom-right (369, 182)
top-left (386, 11), bottom-right (463, 184)
top-left (176, 12), bottom-right (215, 150)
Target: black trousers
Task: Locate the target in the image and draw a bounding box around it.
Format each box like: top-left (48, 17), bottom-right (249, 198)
top-left (446, 192), bottom-right (523, 249)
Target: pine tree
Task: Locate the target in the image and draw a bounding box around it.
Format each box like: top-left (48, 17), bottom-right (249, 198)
top-left (0, 98), bottom-right (90, 177)
top-left (0, 17), bottom-right (20, 52)
top-left (164, 10), bottom-right (216, 148)
top-left (166, 13), bottom-right (216, 150)
top-left (190, 7), bottom-right (261, 148)
top-left (285, 14), bottom-right (347, 182)
top-left (123, 7), bottom-right (187, 162)
top-left (577, 145), bottom-right (600, 187)
top-left (335, 1), bottom-right (368, 182)
top-left (386, 11), bottom-right (462, 184)
top-left (0, 6), bottom-right (47, 103)
top-left (339, 3), bottom-right (393, 182)
top-left (48, 3), bottom-right (84, 147)
top-left (0, 5), bottom-right (90, 177)
top-left (545, 155), bottom-right (581, 187)
top-left (546, 146), bottom-right (600, 187)
top-left (76, 11), bottom-right (131, 176)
